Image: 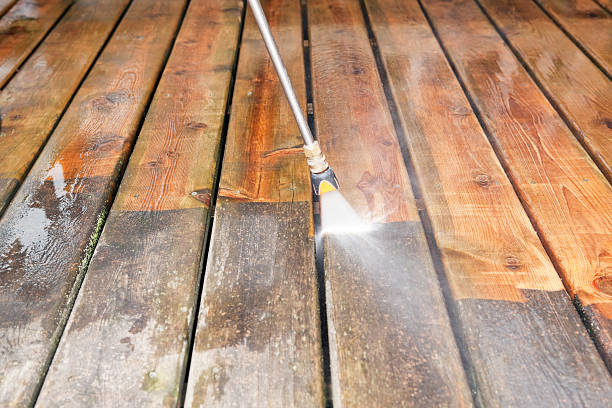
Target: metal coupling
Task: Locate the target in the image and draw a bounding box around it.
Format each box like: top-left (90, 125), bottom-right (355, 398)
top-left (303, 141), bottom-right (329, 174)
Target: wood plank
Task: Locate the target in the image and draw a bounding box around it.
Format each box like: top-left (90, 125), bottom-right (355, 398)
top-left (0, 0), bottom-right (72, 88)
top-left (535, 0), bottom-right (612, 76)
top-left (0, 0), bottom-right (133, 215)
top-left (594, 0), bottom-right (612, 13)
top-left (308, 0), bottom-right (472, 406)
top-left (184, 0), bottom-right (325, 406)
top-left (0, 0), bottom-right (187, 405)
top-left (0, 0), bottom-right (18, 18)
top-left (421, 0), bottom-right (612, 371)
top-left (34, 1), bottom-right (243, 406)
top-left (364, 0), bottom-right (612, 404)
top-left (475, 0), bottom-right (612, 182)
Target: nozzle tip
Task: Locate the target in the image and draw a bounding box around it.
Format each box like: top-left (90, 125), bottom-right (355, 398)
top-left (311, 167), bottom-right (339, 196)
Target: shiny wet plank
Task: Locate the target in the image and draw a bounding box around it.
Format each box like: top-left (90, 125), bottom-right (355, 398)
top-left (184, 0), bottom-right (324, 406)
top-left (534, 0), bottom-right (612, 76)
top-left (308, 0), bottom-right (472, 406)
top-left (34, 1), bottom-right (243, 406)
top-left (366, 0), bottom-right (612, 404)
top-left (0, 0), bottom-right (132, 215)
top-left (0, 0), bottom-right (72, 87)
top-left (0, 0), bottom-right (187, 405)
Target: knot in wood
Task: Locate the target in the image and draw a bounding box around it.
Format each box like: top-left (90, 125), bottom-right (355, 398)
top-left (504, 255), bottom-right (521, 270)
top-left (474, 173), bottom-right (491, 187)
top-left (593, 273), bottom-right (612, 297)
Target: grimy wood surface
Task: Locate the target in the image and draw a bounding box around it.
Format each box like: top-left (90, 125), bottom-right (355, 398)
top-left (35, 1), bottom-right (243, 406)
top-left (0, 0), bottom-right (133, 215)
top-left (0, 0), bottom-right (187, 405)
top-left (184, 0), bottom-right (324, 406)
top-left (596, 0), bottom-right (612, 13)
top-left (366, 0), bottom-right (612, 405)
top-left (535, 0), bottom-right (612, 76)
top-left (0, 0), bottom-right (72, 87)
top-left (308, 0), bottom-right (471, 406)
top-left (476, 0), bottom-right (612, 182)
top-left (422, 0), bottom-right (612, 370)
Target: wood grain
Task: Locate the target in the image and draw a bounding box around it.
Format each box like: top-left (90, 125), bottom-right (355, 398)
top-left (594, 0), bottom-right (612, 13)
top-left (421, 0), bottom-right (612, 370)
top-left (35, 1), bottom-right (243, 406)
top-left (476, 0), bottom-right (612, 182)
top-left (535, 0), bottom-right (612, 76)
top-left (365, 0), bottom-right (612, 404)
top-left (0, 0), bottom-right (72, 87)
top-left (0, 0), bottom-right (187, 405)
top-left (0, 0), bottom-right (133, 215)
top-left (308, 0), bottom-right (471, 406)
top-left (184, 1), bottom-right (324, 406)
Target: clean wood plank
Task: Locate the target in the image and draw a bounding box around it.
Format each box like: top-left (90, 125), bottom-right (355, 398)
top-left (476, 0), bottom-right (612, 182)
top-left (184, 0), bottom-right (325, 406)
top-left (0, 0), bottom-right (187, 405)
top-left (364, 0), bottom-right (612, 405)
top-left (0, 0), bottom-right (72, 88)
top-left (308, 0), bottom-right (472, 406)
top-left (421, 0), bottom-right (612, 371)
top-left (34, 1), bottom-right (243, 406)
top-left (535, 0), bottom-right (612, 76)
top-left (594, 0), bottom-right (612, 13)
top-left (0, 0), bottom-right (18, 18)
top-left (0, 0), bottom-right (133, 215)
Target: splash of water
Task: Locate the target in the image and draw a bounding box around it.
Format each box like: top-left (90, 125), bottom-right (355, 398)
top-left (320, 190), bottom-right (372, 235)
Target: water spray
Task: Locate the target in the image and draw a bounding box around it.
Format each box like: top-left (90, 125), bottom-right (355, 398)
top-left (247, 0), bottom-right (339, 197)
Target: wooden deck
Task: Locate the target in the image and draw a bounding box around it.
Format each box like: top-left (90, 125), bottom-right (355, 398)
top-left (0, 0), bottom-right (611, 406)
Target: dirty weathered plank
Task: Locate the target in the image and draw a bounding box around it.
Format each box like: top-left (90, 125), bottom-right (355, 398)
top-left (421, 0), bottom-right (612, 371)
top-left (0, 0), bottom-right (133, 215)
top-left (0, 0), bottom-right (187, 405)
top-left (534, 0), bottom-right (612, 76)
top-left (476, 0), bottom-right (612, 181)
top-left (34, 1), bottom-right (243, 406)
top-left (184, 0), bottom-right (325, 406)
top-left (308, 0), bottom-right (472, 406)
top-left (0, 0), bottom-right (72, 88)
top-left (365, 0), bottom-right (612, 405)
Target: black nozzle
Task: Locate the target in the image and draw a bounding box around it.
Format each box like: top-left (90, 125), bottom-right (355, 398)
top-left (311, 167), bottom-right (339, 196)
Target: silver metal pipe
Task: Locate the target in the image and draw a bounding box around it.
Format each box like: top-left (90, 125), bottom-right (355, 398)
top-left (247, 0), bottom-right (315, 147)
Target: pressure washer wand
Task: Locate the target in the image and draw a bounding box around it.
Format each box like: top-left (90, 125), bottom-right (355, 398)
top-left (247, 0), bottom-right (339, 196)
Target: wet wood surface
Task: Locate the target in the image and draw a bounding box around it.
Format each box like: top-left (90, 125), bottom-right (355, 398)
top-left (367, 0), bottom-right (612, 405)
top-left (0, 0), bottom-right (612, 404)
top-left (477, 0), bottom-right (612, 182)
top-left (35, 1), bottom-right (243, 406)
top-left (0, 0), bottom-right (133, 214)
top-left (184, 0), bottom-right (324, 406)
top-left (308, 0), bottom-right (471, 406)
top-left (535, 0), bottom-right (612, 76)
top-left (0, 0), bottom-right (72, 87)
top-left (0, 0), bottom-right (187, 405)
top-left (422, 0), bottom-right (612, 370)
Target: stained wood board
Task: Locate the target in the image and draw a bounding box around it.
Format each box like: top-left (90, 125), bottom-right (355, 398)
top-left (535, 0), bottom-right (612, 76)
top-left (365, 0), bottom-right (612, 404)
top-left (35, 1), bottom-right (243, 406)
top-left (595, 0), bottom-right (612, 14)
top-left (0, 0), bottom-right (72, 87)
top-left (0, 0), bottom-right (133, 215)
top-left (475, 0), bottom-right (612, 184)
top-left (421, 0), bottom-right (612, 371)
top-left (308, 0), bottom-right (472, 406)
top-left (184, 0), bottom-right (325, 406)
top-left (0, 0), bottom-right (187, 405)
